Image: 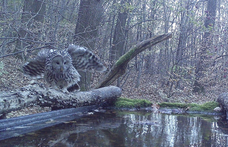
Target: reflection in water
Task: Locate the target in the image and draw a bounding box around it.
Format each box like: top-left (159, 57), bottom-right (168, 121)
top-left (0, 110), bottom-right (228, 146)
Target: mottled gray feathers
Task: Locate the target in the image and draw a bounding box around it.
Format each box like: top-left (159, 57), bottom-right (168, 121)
top-left (22, 44), bottom-right (106, 92)
top-left (67, 44), bottom-right (106, 72)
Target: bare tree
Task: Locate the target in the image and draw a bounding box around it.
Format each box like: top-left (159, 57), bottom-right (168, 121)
top-left (74, 0), bottom-right (104, 90)
top-left (193, 0), bottom-right (217, 93)
top-left (109, 0), bottom-right (131, 64)
top-left (15, 0), bottom-right (46, 58)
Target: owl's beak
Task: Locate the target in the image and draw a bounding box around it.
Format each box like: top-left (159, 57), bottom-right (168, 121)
top-left (60, 67), bottom-right (64, 72)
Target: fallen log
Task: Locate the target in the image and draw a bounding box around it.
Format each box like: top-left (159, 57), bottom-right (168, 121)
top-left (0, 83), bottom-right (122, 115)
top-left (0, 109), bottom-right (121, 144)
top-left (0, 106), bottom-right (97, 141)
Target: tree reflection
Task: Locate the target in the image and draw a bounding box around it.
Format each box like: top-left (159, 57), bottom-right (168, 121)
top-left (1, 110), bottom-right (228, 146)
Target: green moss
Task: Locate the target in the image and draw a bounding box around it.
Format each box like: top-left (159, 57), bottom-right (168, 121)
top-left (190, 101), bottom-right (219, 111)
top-left (159, 101), bottom-right (219, 111)
top-left (114, 98), bottom-right (219, 111)
top-left (159, 102), bottom-right (194, 108)
top-left (115, 97), bottom-right (152, 108)
top-left (116, 48), bottom-right (136, 66)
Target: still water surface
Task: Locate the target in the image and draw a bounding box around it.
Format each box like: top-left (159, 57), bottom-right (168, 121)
top-left (1, 110), bottom-right (228, 147)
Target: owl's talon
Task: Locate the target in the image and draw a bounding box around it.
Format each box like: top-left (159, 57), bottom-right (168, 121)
top-left (61, 89), bottom-right (69, 94)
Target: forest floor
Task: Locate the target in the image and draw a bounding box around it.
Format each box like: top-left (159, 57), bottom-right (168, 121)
top-left (0, 57), bottom-right (226, 117)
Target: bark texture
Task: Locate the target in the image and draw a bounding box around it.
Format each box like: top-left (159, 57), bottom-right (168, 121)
top-left (0, 84), bottom-right (122, 115)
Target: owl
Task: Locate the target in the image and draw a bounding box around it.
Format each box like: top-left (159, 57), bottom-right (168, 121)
top-left (23, 44), bottom-right (106, 92)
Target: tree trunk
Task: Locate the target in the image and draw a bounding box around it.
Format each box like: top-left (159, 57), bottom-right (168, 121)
top-left (74, 0), bottom-right (104, 91)
top-left (175, 1), bottom-right (190, 67)
top-left (15, 0), bottom-right (46, 58)
top-left (135, 54), bottom-right (143, 88)
top-left (193, 0), bottom-right (217, 93)
top-left (144, 0), bottom-right (156, 74)
top-left (171, 0), bottom-right (191, 89)
top-left (109, 0), bottom-right (130, 65)
top-left (74, 0), bottom-right (103, 48)
top-left (157, 0), bottom-right (169, 76)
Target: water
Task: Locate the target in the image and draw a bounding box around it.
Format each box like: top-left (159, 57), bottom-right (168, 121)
top-left (0, 110), bottom-right (228, 147)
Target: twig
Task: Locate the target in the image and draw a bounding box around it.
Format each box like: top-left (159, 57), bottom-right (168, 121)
top-left (0, 45), bottom-right (55, 58)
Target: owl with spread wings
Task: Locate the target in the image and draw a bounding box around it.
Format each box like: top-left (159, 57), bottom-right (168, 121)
top-left (23, 44), bottom-right (106, 92)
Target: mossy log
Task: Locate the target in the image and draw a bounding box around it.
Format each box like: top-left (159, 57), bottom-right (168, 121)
top-left (0, 84), bottom-right (122, 115)
top-left (96, 33), bottom-right (172, 88)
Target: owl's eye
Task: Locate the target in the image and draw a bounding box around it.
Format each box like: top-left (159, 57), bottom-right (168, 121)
top-left (56, 62), bottom-right (60, 65)
top-left (64, 61), bottom-right (68, 64)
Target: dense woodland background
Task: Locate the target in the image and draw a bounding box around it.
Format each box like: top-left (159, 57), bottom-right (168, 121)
top-left (0, 0), bottom-right (227, 104)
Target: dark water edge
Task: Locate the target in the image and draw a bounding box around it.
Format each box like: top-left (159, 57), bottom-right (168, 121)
top-left (0, 109), bottom-right (228, 147)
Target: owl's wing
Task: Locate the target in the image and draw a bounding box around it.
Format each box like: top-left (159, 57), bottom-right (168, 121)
top-left (23, 49), bottom-right (53, 78)
top-left (67, 44), bottom-right (106, 72)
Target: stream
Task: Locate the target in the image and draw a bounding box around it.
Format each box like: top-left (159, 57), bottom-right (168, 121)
top-left (0, 110), bottom-right (228, 147)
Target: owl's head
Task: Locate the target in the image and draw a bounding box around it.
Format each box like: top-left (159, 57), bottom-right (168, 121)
top-left (47, 50), bottom-right (72, 73)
